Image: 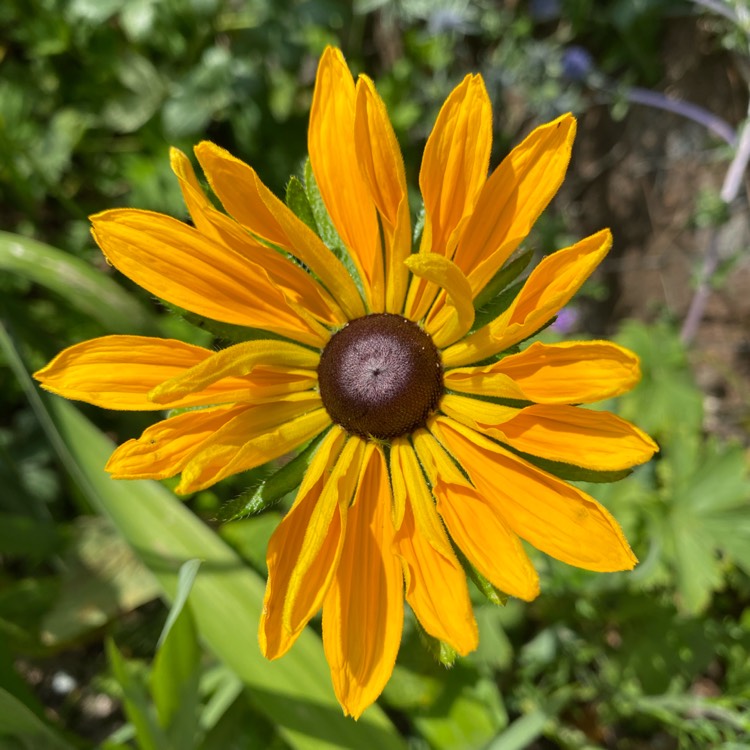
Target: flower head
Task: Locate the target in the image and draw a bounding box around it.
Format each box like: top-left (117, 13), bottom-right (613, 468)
top-left (35, 47), bottom-right (657, 718)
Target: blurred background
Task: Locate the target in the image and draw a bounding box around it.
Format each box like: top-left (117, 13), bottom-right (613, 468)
top-left (1, 1), bottom-right (750, 748)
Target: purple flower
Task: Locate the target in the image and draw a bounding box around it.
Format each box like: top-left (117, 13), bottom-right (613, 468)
top-left (529, 0), bottom-right (561, 22)
top-left (550, 306), bottom-right (580, 335)
top-left (562, 46), bottom-right (594, 82)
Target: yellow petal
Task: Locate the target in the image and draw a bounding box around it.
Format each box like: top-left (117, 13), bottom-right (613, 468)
top-left (90, 209), bottom-right (329, 347)
top-left (354, 75), bottom-right (411, 314)
top-left (413, 430), bottom-right (539, 601)
top-left (323, 446), bottom-right (403, 719)
top-left (106, 404), bottom-right (247, 479)
top-left (405, 254), bottom-right (474, 348)
top-left (260, 427), bottom-right (347, 659)
top-left (444, 339), bottom-right (642, 404)
top-left (445, 399), bottom-right (658, 471)
top-left (440, 393), bottom-right (520, 426)
top-left (393, 460), bottom-right (478, 654)
top-left (148, 339), bottom-right (319, 404)
top-left (390, 439), bottom-right (453, 559)
top-left (170, 148), bottom-right (345, 326)
top-left (176, 393), bottom-right (330, 493)
top-left (282, 437), bottom-right (367, 635)
top-left (455, 114), bottom-right (577, 295)
top-left (193, 141), bottom-right (365, 321)
top-left (405, 74), bottom-right (492, 321)
top-left (418, 74), bottom-right (492, 259)
top-left (310, 47), bottom-right (383, 311)
top-left (442, 229), bottom-right (612, 367)
top-left (431, 417), bottom-right (638, 572)
top-left (34, 335), bottom-right (254, 410)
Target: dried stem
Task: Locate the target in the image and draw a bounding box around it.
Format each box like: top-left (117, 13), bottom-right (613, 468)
top-left (680, 106), bottom-right (750, 344)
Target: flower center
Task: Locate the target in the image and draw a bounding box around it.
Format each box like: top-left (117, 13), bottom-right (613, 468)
top-left (317, 313), bottom-right (444, 440)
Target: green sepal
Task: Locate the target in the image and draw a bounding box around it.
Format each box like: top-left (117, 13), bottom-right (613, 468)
top-left (178, 309), bottom-right (288, 344)
top-left (473, 247), bottom-right (534, 313)
top-left (285, 174), bottom-right (317, 232)
top-left (303, 159), bottom-right (365, 296)
top-left (472, 278), bottom-right (525, 332)
top-left (414, 617), bottom-right (458, 668)
top-left (216, 431), bottom-right (328, 522)
top-left (455, 546), bottom-right (509, 607)
top-left (510, 449), bottom-right (634, 484)
top-left (162, 302), bottom-right (306, 346)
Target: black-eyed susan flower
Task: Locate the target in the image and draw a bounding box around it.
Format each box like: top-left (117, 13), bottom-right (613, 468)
top-left (35, 47), bottom-right (658, 718)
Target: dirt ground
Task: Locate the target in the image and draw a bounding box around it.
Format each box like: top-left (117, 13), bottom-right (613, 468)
top-left (565, 18), bottom-right (750, 443)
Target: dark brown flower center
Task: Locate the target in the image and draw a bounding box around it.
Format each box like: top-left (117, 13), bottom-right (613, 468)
top-left (317, 313), bottom-right (443, 440)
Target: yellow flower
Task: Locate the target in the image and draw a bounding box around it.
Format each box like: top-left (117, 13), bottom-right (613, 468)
top-left (35, 47), bottom-right (658, 718)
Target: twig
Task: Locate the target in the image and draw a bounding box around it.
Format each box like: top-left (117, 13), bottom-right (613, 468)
top-left (680, 106), bottom-right (750, 344)
top-left (626, 87), bottom-right (737, 146)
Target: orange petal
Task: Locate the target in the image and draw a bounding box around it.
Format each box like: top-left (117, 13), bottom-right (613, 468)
top-left (310, 47), bottom-right (383, 311)
top-left (259, 427), bottom-right (347, 659)
top-left (392, 454), bottom-right (478, 654)
top-left (444, 339), bottom-right (642, 404)
top-left (354, 75), bottom-right (411, 314)
top-left (405, 254), bottom-right (474, 348)
top-left (170, 147), bottom-right (345, 326)
top-left (282, 437), bottom-right (367, 635)
top-left (431, 417), bottom-right (638, 572)
top-left (106, 404), bottom-right (247, 479)
top-left (323, 446), bottom-right (403, 719)
top-left (413, 430), bottom-right (540, 601)
top-left (33, 335), bottom-right (256, 410)
top-left (90, 209), bottom-right (329, 347)
top-left (148, 339), bottom-right (319, 404)
top-left (444, 397), bottom-right (658, 471)
top-left (176, 393), bottom-right (330, 493)
top-left (193, 141), bottom-right (365, 321)
top-left (442, 229), bottom-right (612, 367)
top-left (455, 114), bottom-right (577, 295)
top-left (405, 74), bottom-right (492, 321)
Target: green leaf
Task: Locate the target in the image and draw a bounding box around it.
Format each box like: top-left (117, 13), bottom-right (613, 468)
top-left (103, 53), bottom-right (166, 133)
top-left (485, 709), bottom-right (550, 750)
top-left (33, 108), bottom-right (92, 183)
top-left (0, 231), bottom-right (157, 335)
top-left (0, 686), bottom-right (76, 750)
top-left (157, 559), bottom-right (201, 650)
top-left (660, 435), bottom-right (750, 614)
top-left (2, 322), bottom-right (406, 750)
top-left (107, 638), bottom-right (170, 750)
top-left (615, 320), bottom-right (703, 438)
top-left (162, 46), bottom-right (234, 138)
top-left (152, 605), bottom-right (201, 748)
top-left (219, 514), bottom-right (280, 574)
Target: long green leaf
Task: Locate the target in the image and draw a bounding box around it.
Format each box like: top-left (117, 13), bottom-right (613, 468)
top-left (1, 322), bottom-right (406, 750)
top-left (0, 686), bottom-right (76, 750)
top-left (0, 231), bottom-right (156, 335)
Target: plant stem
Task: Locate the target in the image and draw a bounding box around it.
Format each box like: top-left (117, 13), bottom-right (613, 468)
top-left (680, 106), bottom-right (750, 344)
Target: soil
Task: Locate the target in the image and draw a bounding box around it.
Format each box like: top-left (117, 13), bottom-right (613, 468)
top-left (566, 18), bottom-right (750, 443)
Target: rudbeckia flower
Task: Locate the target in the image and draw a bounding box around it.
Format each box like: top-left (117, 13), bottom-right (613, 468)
top-left (35, 47), bottom-right (658, 718)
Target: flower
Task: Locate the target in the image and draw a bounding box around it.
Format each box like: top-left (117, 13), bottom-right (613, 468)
top-left (34, 47), bottom-right (658, 718)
